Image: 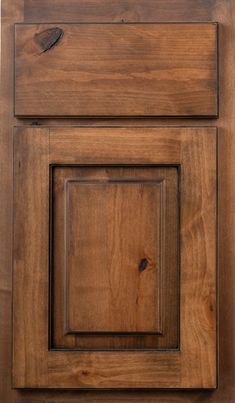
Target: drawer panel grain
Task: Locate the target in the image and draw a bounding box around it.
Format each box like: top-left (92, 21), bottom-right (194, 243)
top-left (14, 23), bottom-right (218, 117)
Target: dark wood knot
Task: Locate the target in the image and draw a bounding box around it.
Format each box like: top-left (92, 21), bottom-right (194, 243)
top-left (139, 258), bottom-right (148, 273)
top-left (34, 27), bottom-right (64, 53)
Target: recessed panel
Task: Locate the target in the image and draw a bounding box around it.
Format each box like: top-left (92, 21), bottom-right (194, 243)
top-left (51, 166), bottom-right (179, 350)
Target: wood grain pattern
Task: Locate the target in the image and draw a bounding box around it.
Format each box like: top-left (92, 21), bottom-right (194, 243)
top-left (1, 0), bottom-right (235, 401)
top-left (52, 166), bottom-right (179, 350)
top-left (13, 126), bottom-right (217, 389)
top-left (49, 127), bottom-right (182, 164)
top-left (14, 23), bottom-right (218, 117)
top-left (63, 173), bottom-right (163, 333)
top-left (13, 127), bottom-right (49, 387)
top-left (66, 179), bottom-right (163, 333)
top-left (0, 1), bottom-right (25, 402)
top-left (24, 0), bottom-right (217, 23)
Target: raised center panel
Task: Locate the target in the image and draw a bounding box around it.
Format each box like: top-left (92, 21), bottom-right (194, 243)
top-left (67, 179), bottom-right (162, 333)
top-left (51, 166), bottom-right (179, 350)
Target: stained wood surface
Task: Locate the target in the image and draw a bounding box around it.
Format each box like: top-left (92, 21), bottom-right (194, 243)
top-left (13, 126), bottom-right (216, 389)
top-left (23, 0), bottom-right (220, 22)
top-left (1, 0), bottom-right (235, 401)
top-left (13, 128), bottom-right (49, 387)
top-left (67, 178), bottom-right (162, 333)
top-left (14, 23), bottom-right (218, 117)
top-left (52, 166), bottom-right (179, 349)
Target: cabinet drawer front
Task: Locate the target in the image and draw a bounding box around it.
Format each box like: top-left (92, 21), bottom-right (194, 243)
top-left (14, 23), bottom-right (218, 117)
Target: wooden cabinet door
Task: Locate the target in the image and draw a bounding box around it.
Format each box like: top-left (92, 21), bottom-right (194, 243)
top-left (13, 126), bottom-right (217, 389)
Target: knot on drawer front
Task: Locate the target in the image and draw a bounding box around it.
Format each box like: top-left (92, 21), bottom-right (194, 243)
top-left (34, 27), bottom-right (64, 53)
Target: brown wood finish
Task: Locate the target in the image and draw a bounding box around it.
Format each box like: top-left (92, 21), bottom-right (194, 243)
top-left (13, 126), bottom-right (216, 389)
top-left (66, 175), bottom-right (164, 333)
top-left (14, 23), bottom-right (218, 117)
top-left (1, 0), bottom-right (235, 402)
top-left (52, 166), bottom-right (179, 350)
top-left (13, 128), bottom-right (49, 387)
top-left (23, 0), bottom-right (221, 23)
